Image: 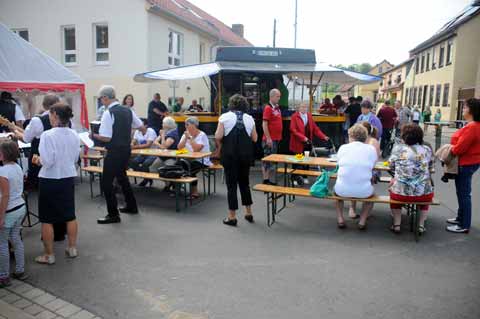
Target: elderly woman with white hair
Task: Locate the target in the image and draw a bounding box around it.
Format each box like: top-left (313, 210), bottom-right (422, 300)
top-left (334, 124), bottom-right (378, 230)
top-left (177, 116), bottom-right (212, 198)
top-left (289, 102), bottom-right (329, 185)
top-left (149, 116), bottom-right (181, 191)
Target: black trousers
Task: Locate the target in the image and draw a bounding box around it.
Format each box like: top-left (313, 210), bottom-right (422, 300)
top-left (223, 157), bottom-right (253, 211)
top-left (380, 128), bottom-right (393, 151)
top-left (101, 148), bottom-right (137, 216)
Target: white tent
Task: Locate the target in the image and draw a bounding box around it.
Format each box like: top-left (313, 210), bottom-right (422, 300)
top-left (0, 22), bottom-right (89, 129)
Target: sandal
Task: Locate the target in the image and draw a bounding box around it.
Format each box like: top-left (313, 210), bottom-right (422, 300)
top-left (358, 223), bottom-right (367, 231)
top-left (35, 255), bottom-right (55, 265)
top-left (337, 222), bottom-right (347, 229)
top-left (244, 214), bottom-right (254, 223)
top-left (390, 224), bottom-right (401, 234)
top-left (222, 218), bottom-right (238, 227)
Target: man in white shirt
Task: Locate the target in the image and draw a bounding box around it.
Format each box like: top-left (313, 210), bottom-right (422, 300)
top-left (92, 85), bottom-right (143, 224)
top-left (0, 91), bottom-right (26, 130)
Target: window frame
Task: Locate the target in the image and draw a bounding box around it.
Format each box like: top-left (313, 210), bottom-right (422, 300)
top-left (435, 84), bottom-right (442, 106)
top-left (431, 47), bottom-right (436, 70)
top-left (442, 83), bottom-right (450, 107)
top-left (12, 28), bottom-right (29, 41)
top-left (199, 42), bottom-right (206, 63)
top-left (446, 40), bottom-right (453, 65)
top-left (426, 52), bottom-right (430, 71)
top-left (93, 23), bottom-right (110, 65)
top-left (439, 44), bottom-right (445, 68)
top-left (168, 30), bottom-right (183, 67)
top-left (61, 25), bottom-right (77, 66)
top-left (415, 57), bottom-right (420, 74)
top-left (429, 85), bottom-right (434, 107)
top-left (420, 54), bottom-right (425, 73)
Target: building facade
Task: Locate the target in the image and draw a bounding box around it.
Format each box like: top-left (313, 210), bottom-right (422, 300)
top-left (0, 0), bottom-right (250, 120)
top-left (354, 60), bottom-right (394, 102)
top-left (377, 59), bottom-right (414, 104)
top-left (404, 3), bottom-right (480, 121)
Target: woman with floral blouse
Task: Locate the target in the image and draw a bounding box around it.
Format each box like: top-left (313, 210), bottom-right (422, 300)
top-left (388, 123), bottom-right (434, 235)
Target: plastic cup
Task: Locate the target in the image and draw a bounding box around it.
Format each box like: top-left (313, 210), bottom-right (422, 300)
top-left (304, 151), bottom-right (310, 158)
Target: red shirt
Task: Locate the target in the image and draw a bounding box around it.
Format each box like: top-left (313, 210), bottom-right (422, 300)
top-left (320, 103), bottom-right (337, 113)
top-left (263, 104), bottom-right (283, 141)
top-left (451, 121), bottom-right (480, 166)
top-left (377, 106), bottom-right (397, 129)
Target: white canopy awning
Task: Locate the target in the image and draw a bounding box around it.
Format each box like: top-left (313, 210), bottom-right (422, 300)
top-left (134, 61), bottom-right (381, 85)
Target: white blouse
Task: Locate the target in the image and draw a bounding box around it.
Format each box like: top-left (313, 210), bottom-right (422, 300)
top-left (39, 127), bottom-right (80, 179)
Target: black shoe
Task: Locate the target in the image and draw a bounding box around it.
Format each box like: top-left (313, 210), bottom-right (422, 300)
top-left (223, 218), bottom-right (238, 227)
top-left (265, 180), bottom-right (277, 186)
top-left (97, 215), bottom-right (121, 224)
top-left (244, 214), bottom-right (254, 223)
top-left (119, 207), bottom-right (139, 214)
top-left (11, 272), bottom-right (29, 281)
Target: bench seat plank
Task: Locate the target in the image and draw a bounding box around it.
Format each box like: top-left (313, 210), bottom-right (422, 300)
top-left (253, 184), bottom-right (439, 205)
top-left (81, 166), bottom-right (197, 183)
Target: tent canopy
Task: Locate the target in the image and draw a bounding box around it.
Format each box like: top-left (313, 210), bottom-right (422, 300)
top-left (133, 61), bottom-right (381, 85)
top-left (0, 22), bottom-right (88, 128)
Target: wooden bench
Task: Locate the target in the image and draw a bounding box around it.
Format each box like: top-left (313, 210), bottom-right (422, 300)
top-left (253, 184), bottom-right (440, 242)
top-left (81, 166), bottom-right (197, 212)
top-left (203, 163), bottom-right (224, 194)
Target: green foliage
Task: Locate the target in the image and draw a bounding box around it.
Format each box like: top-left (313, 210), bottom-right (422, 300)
top-left (334, 63), bottom-right (373, 74)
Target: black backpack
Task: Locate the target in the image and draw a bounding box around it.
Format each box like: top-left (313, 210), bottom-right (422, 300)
top-left (220, 111), bottom-right (253, 163)
top-left (157, 159), bottom-right (190, 179)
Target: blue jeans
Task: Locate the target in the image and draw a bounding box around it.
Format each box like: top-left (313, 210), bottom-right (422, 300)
top-left (129, 155), bottom-right (156, 172)
top-left (455, 164), bottom-right (479, 229)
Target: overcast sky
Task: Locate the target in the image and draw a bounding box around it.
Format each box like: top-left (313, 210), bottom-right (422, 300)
top-left (190, 0), bottom-right (472, 66)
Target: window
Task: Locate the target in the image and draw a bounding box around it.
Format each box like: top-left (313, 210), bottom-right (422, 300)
top-left (413, 87), bottom-right (418, 105)
top-left (426, 52), bottom-right (430, 71)
top-left (435, 84), bottom-right (441, 106)
top-left (405, 88), bottom-right (409, 104)
top-left (387, 74), bottom-right (392, 86)
top-left (94, 23), bottom-right (109, 65)
top-left (418, 86), bottom-right (423, 106)
top-left (439, 44), bottom-right (445, 68)
top-left (446, 40), bottom-right (453, 65)
top-left (429, 85), bottom-right (434, 106)
top-left (415, 57), bottom-right (420, 74)
top-left (199, 42), bottom-right (206, 63)
top-left (432, 47), bottom-right (436, 69)
top-left (378, 66), bottom-right (383, 73)
top-left (421, 54), bottom-right (425, 73)
top-left (199, 97), bottom-right (205, 109)
top-left (168, 30), bottom-right (183, 67)
top-left (12, 28), bottom-right (29, 41)
top-left (442, 83), bottom-right (450, 106)
top-left (61, 26), bottom-right (77, 65)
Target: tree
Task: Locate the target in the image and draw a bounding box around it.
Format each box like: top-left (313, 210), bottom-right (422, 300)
top-left (334, 63), bottom-right (373, 74)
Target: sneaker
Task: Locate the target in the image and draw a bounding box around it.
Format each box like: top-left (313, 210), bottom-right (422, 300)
top-left (446, 218), bottom-right (460, 225)
top-left (303, 178), bottom-right (310, 185)
top-left (446, 225), bottom-right (469, 234)
top-left (35, 255), bottom-right (56, 265)
top-left (0, 277), bottom-right (11, 288)
top-left (293, 180), bottom-right (299, 187)
top-left (65, 247), bottom-right (78, 258)
top-left (11, 272), bottom-right (29, 281)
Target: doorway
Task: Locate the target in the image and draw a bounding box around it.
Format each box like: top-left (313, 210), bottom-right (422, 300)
top-left (422, 85), bottom-right (428, 111)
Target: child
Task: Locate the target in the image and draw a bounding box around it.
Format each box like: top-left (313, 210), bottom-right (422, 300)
top-left (0, 140), bottom-right (27, 287)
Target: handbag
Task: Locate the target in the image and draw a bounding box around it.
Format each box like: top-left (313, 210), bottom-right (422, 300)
top-left (310, 167), bottom-right (338, 198)
top-left (157, 164), bottom-right (186, 179)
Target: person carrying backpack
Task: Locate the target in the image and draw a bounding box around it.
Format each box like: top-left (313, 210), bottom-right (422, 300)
top-left (215, 94), bottom-right (258, 227)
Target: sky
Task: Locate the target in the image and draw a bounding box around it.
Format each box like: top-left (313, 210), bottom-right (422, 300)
top-left (189, 0), bottom-right (472, 66)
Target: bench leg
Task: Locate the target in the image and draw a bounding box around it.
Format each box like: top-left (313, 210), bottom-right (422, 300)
top-left (89, 173), bottom-right (94, 199)
top-left (266, 192), bottom-right (271, 227)
top-left (414, 205), bottom-right (421, 242)
top-left (213, 170), bottom-right (217, 193)
top-left (174, 183), bottom-right (180, 212)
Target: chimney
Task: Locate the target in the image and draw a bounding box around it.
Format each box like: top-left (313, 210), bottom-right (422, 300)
top-left (231, 24), bottom-right (244, 38)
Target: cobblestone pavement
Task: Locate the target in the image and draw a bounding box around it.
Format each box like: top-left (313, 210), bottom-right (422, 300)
top-left (0, 279), bottom-right (101, 319)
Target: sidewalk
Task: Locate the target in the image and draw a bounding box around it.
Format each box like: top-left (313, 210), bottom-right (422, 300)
top-left (0, 279), bottom-right (101, 319)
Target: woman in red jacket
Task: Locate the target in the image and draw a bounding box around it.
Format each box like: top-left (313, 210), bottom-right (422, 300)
top-left (289, 103), bottom-right (329, 185)
top-left (446, 98), bottom-right (480, 233)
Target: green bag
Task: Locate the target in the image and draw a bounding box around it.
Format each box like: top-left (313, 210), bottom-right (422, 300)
top-left (310, 167), bottom-right (338, 198)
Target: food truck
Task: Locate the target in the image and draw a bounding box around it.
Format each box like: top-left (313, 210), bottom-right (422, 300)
top-left (134, 47), bottom-right (380, 155)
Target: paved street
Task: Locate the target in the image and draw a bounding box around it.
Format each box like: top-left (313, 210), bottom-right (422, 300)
top-left (2, 129), bottom-right (480, 319)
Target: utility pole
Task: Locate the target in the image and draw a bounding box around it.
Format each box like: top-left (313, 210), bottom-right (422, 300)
top-left (294, 0), bottom-right (298, 48)
top-left (273, 19), bottom-right (277, 48)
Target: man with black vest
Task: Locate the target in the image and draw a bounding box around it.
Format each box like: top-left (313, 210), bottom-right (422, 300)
top-left (93, 85), bottom-right (143, 224)
top-left (0, 91), bottom-right (26, 132)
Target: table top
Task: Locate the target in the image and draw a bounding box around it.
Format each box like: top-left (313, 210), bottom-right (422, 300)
top-left (131, 148), bottom-right (211, 159)
top-left (262, 154), bottom-right (391, 171)
top-left (424, 121), bottom-right (452, 126)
